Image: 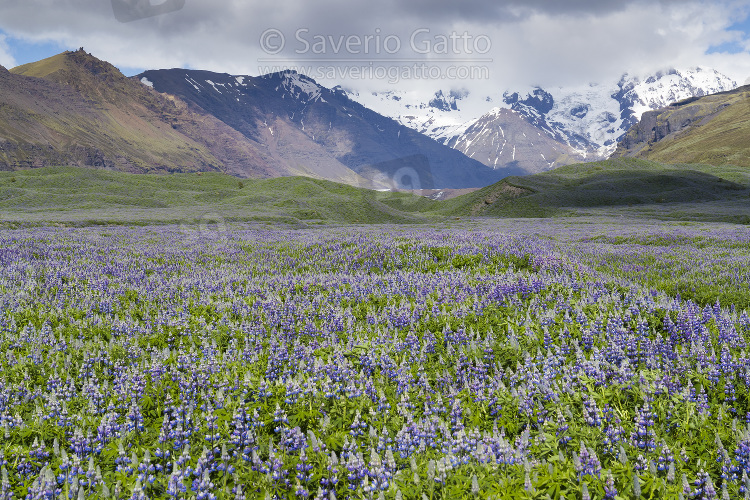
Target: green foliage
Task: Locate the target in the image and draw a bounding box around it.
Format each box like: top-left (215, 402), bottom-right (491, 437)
top-left (1, 222), bottom-right (750, 498)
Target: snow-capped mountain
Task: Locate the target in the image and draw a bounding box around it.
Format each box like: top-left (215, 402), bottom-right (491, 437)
top-left (345, 88), bottom-right (490, 145)
top-left (613, 68), bottom-right (737, 137)
top-left (345, 68), bottom-right (737, 174)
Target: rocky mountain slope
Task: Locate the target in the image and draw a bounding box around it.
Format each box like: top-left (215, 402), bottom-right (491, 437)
top-left (138, 69), bottom-right (507, 189)
top-left (1, 50), bottom-right (504, 189)
top-left (612, 84), bottom-right (750, 168)
top-left (348, 68), bottom-right (736, 174)
top-left (4, 49), bottom-right (275, 176)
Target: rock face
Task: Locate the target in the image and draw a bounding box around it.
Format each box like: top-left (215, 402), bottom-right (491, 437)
top-left (442, 108), bottom-right (582, 174)
top-left (612, 85), bottom-right (750, 167)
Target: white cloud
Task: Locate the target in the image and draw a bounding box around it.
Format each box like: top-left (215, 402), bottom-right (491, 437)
top-left (0, 0), bottom-right (748, 94)
top-left (0, 34), bottom-right (18, 68)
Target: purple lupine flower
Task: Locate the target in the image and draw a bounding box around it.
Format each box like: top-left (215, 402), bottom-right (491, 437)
top-left (166, 463), bottom-right (187, 498)
top-left (1, 467), bottom-right (14, 500)
top-left (193, 471), bottom-right (216, 500)
top-left (556, 412), bottom-right (571, 448)
top-left (603, 471), bottom-right (617, 499)
top-left (632, 402), bottom-right (656, 452)
top-left (574, 442), bottom-right (601, 480)
top-left (602, 406), bottom-right (625, 457)
top-left (736, 437), bottom-right (750, 477)
top-left (296, 448), bottom-right (313, 483)
top-left (692, 470), bottom-right (718, 500)
top-left (25, 466), bottom-right (57, 500)
top-left (582, 395), bottom-right (602, 427)
top-left (657, 442), bottom-right (675, 474)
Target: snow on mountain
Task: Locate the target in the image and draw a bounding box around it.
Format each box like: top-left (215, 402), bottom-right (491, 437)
top-left (539, 67), bottom-right (737, 159)
top-left (276, 70), bottom-right (326, 103)
top-left (625, 68), bottom-right (735, 120)
top-left (149, 70), bottom-right (331, 106)
top-left (445, 107), bottom-right (585, 174)
top-left (343, 88), bottom-right (492, 144)
top-left (139, 68), bottom-right (505, 188)
top-left (345, 67), bottom-right (737, 173)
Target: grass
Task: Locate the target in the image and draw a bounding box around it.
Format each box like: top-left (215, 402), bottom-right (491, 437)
top-left (0, 166), bottom-right (436, 226)
top-left (11, 52), bottom-right (72, 78)
top-left (433, 158), bottom-right (750, 221)
top-left (618, 85), bottom-right (750, 167)
top-left (1, 158), bottom-right (748, 226)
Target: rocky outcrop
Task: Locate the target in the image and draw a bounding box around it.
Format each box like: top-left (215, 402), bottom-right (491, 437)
top-left (613, 86), bottom-right (746, 158)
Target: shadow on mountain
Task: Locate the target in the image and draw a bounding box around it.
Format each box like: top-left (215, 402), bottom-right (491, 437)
top-left (537, 169), bottom-right (748, 207)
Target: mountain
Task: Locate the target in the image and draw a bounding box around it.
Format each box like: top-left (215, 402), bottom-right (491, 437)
top-left (612, 85), bottom-right (750, 168)
top-left (441, 108), bottom-right (585, 174)
top-left (1, 50), bottom-right (504, 189)
top-left (346, 68), bottom-right (737, 174)
top-left (137, 69), bottom-right (508, 189)
top-left (4, 49), bottom-right (275, 176)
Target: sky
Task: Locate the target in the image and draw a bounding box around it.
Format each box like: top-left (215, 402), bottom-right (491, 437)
top-left (1, 0), bottom-right (750, 96)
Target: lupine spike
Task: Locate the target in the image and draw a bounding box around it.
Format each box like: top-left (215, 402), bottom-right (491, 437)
top-left (618, 446), bottom-right (628, 464)
top-left (633, 475), bottom-right (641, 497)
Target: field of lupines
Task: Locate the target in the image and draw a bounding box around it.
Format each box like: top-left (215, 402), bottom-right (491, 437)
top-left (1, 219), bottom-right (750, 499)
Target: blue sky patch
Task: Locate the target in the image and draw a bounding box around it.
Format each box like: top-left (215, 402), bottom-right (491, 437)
top-left (707, 14), bottom-right (750, 55)
top-left (2, 32), bottom-right (71, 68)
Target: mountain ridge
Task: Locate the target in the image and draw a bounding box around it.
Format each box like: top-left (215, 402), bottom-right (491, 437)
top-left (612, 84), bottom-right (750, 168)
top-left (346, 68), bottom-right (737, 174)
top-left (0, 50), bottom-right (508, 189)
top-left (3, 49), bottom-right (278, 176)
top-left (137, 68), bottom-right (510, 188)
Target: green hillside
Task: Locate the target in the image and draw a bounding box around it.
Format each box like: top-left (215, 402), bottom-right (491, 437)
top-left (0, 167), bottom-right (434, 226)
top-left (433, 158), bottom-right (750, 222)
top-left (613, 85), bottom-right (750, 167)
top-left (1, 159), bottom-right (748, 227)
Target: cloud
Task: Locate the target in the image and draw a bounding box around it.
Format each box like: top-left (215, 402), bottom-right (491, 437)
top-left (0, 34), bottom-right (18, 68)
top-left (394, 0), bottom-right (670, 22)
top-left (0, 0), bottom-right (747, 95)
